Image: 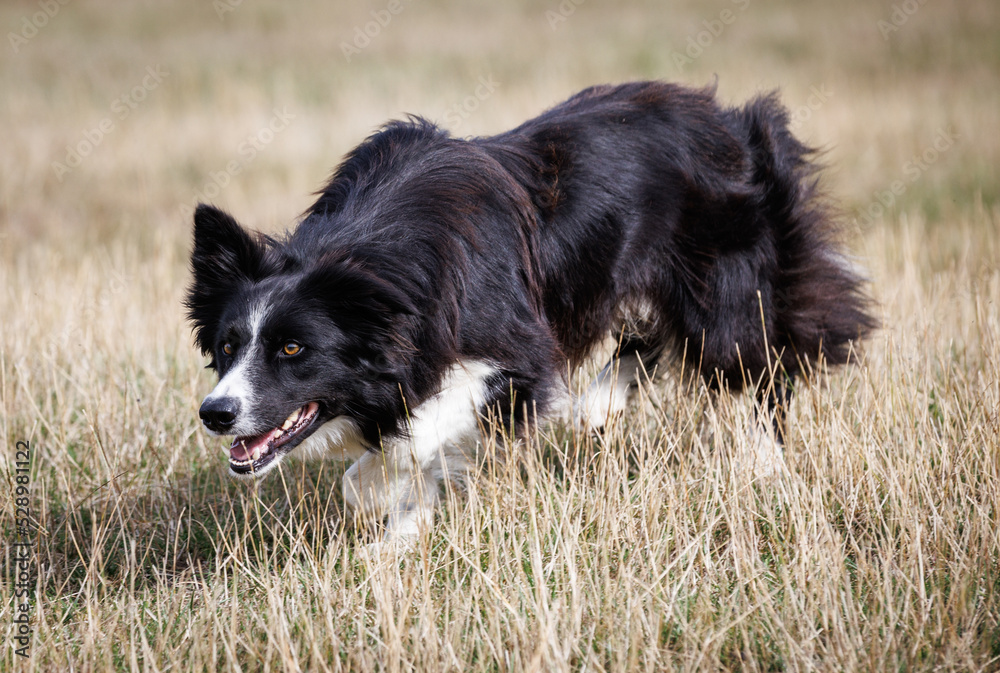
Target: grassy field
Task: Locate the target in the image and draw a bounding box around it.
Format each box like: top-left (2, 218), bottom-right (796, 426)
top-left (2, 0), bottom-right (999, 670)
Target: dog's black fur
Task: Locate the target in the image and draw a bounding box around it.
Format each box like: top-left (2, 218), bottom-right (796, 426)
top-left (188, 81), bottom-right (873, 477)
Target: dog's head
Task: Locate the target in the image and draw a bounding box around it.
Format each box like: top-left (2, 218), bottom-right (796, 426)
top-left (185, 204), bottom-right (413, 478)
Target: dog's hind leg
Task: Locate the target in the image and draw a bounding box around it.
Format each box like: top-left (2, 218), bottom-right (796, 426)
top-left (736, 375), bottom-right (794, 478)
top-left (577, 336), bottom-right (664, 431)
top-left (757, 377), bottom-right (793, 444)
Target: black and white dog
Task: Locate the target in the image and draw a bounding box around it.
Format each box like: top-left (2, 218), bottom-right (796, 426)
top-left (187, 81), bottom-right (873, 539)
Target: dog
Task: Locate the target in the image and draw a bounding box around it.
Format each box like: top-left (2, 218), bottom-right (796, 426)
top-left (186, 81), bottom-right (874, 540)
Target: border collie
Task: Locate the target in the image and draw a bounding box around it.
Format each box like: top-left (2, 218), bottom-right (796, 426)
top-left (187, 81), bottom-right (874, 540)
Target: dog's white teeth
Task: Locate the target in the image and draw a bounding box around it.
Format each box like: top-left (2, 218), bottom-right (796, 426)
top-left (282, 408), bottom-right (301, 429)
top-left (274, 429), bottom-right (284, 438)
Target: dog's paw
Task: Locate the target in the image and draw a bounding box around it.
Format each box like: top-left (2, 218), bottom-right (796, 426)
top-left (576, 382), bottom-right (632, 432)
top-left (356, 524), bottom-right (422, 562)
top-left (360, 538), bottom-right (406, 559)
top-left (734, 427), bottom-right (788, 480)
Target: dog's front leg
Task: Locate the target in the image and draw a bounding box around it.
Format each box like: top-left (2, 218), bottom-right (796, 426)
top-left (342, 444), bottom-right (440, 541)
top-left (342, 360), bottom-right (496, 543)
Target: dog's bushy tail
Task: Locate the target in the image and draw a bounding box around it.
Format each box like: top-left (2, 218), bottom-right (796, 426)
top-left (741, 93), bottom-right (876, 375)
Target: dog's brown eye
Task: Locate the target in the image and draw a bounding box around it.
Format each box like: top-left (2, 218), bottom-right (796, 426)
top-left (282, 342), bottom-right (302, 356)
top-left (223, 342), bottom-right (234, 356)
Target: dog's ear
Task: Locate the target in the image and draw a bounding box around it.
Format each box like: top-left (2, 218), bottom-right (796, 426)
top-left (300, 252), bottom-right (415, 330)
top-left (299, 253), bottom-right (416, 378)
top-left (190, 204), bottom-right (273, 283)
top-left (185, 204), bottom-right (276, 358)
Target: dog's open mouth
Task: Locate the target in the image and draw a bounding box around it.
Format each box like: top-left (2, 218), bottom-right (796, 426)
top-left (229, 402), bottom-right (320, 474)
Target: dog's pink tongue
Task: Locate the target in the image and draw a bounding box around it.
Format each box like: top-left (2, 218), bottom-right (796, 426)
top-left (230, 439), bottom-right (252, 463)
top-left (230, 430), bottom-right (278, 463)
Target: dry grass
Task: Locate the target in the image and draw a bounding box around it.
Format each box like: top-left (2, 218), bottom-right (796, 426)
top-left (1, 0), bottom-right (999, 670)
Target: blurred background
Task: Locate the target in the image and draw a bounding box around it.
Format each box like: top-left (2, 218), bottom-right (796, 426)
top-left (3, 0), bottom-right (996, 248)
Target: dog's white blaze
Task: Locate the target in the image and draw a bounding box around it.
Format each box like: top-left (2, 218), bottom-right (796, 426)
top-left (203, 296), bottom-right (271, 437)
top-left (342, 359), bottom-right (496, 541)
top-left (247, 299), bottom-right (269, 338)
top-left (204, 358), bottom-right (257, 436)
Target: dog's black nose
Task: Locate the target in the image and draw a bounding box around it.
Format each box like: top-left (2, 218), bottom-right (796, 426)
top-left (200, 397), bottom-right (241, 433)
